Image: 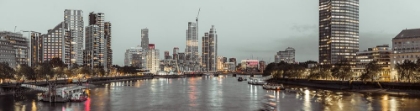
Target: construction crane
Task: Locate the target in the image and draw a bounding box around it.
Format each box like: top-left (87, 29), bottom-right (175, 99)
top-left (195, 8), bottom-right (201, 72)
top-left (196, 8), bottom-right (200, 23)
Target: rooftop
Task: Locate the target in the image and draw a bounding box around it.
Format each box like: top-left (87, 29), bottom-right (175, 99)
top-left (394, 28), bottom-right (420, 39)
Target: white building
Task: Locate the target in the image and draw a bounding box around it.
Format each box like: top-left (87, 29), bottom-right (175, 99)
top-left (224, 62), bottom-right (236, 72)
top-left (64, 9), bottom-right (84, 65)
top-left (124, 46), bottom-right (143, 68)
top-left (275, 47), bottom-right (295, 63)
top-left (146, 44), bottom-right (160, 74)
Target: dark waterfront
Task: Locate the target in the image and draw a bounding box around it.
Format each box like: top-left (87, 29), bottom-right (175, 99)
top-left (1, 75), bottom-right (420, 111)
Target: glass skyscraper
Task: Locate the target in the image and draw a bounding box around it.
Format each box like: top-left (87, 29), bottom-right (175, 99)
top-left (319, 0), bottom-right (359, 65)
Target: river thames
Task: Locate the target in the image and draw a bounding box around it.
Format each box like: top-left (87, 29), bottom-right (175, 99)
top-left (1, 75), bottom-right (420, 111)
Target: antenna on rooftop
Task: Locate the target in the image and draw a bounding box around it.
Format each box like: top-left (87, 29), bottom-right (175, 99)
top-left (14, 26), bottom-right (17, 32)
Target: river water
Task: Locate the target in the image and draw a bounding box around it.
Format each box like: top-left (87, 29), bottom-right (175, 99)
top-left (1, 75), bottom-right (420, 111)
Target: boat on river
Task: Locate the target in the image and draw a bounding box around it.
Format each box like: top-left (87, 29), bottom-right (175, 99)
top-left (263, 84), bottom-right (285, 90)
top-left (238, 77), bottom-right (244, 81)
top-left (37, 85), bottom-right (89, 102)
top-left (21, 84), bottom-right (89, 102)
top-left (249, 79), bottom-right (266, 85)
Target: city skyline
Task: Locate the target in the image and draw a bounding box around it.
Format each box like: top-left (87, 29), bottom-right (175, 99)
top-left (1, 0), bottom-right (420, 65)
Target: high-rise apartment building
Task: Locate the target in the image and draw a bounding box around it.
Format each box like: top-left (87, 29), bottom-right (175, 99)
top-left (30, 32), bottom-right (43, 67)
top-left (43, 22), bottom-right (71, 65)
top-left (201, 25), bottom-right (218, 72)
top-left (229, 58), bottom-right (237, 66)
top-left (141, 28), bottom-right (149, 51)
top-left (319, 0), bottom-right (359, 65)
top-left (186, 22), bottom-right (199, 71)
top-left (164, 51), bottom-right (171, 60)
top-left (64, 9), bottom-right (84, 65)
top-left (124, 46), bottom-right (143, 68)
top-left (146, 44), bottom-right (160, 74)
top-left (173, 47), bottom-right (179, 60)
top-left (105, 22), bottom-right (112, 69)
top-left (84, 12), bottom-right (112, 71)
top-left (275, 47), bottom-right (296, 63)
top-left (216, 56), bottom-right (224, 71)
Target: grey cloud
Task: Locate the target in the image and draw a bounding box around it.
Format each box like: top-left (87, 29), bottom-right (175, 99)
top-left (290, 24), bottom-right (317, 33)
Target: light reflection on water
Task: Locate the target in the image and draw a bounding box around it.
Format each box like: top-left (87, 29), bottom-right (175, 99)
top-left (1, 75), bottom-right (420, 111)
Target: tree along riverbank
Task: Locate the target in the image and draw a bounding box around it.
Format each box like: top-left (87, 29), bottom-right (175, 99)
top-left (267, 78), bottom-right (420, 96)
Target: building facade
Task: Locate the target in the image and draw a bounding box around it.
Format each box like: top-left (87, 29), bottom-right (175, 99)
top-left (216, 56), bottom-right (224, 71)
top-left (43, 22), bottom-right (72, 65)
top-left (201, 25), bottom-right (218, 72)
top-left (146, 44), bottom-right (160, 74)
top-left (185, 22), bottom-right (199, 71)
top-left (124, 46), bottom-right (143, 68)
top-left (224, 62), bottom-right (236, 72)
top-left (391, 29), bottom-right (420, 77)
top-left (319, 0), bottom-right (359, 65)
top-left (241, 60), bottom-right (260, 72)
top-left (0, 32), bottom-right (29, 67)
top-left (275, 47), bottom-right (296, 63)
top-left (105, 22), bottom-right (112, 69)
top-left (173, 47), bottom-right (179, 60)
top-left (356, 44), bottom-right (391, 81)
top-left (141, 28), bottom-right (149, 52)
top-left (64, 9), bottom-right (84, 65)
top-left (83, 12), bottom-right (112, 71)
top-left (0, 35), bottom-right (15, 67)
top-left (30, 32), bottom-right (43, 67)
top-left (229, 58), bottom-right (237, 66)
top-left (164, 51), bottom-right (171, 60)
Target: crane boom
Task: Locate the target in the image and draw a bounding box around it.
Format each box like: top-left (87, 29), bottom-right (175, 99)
top-left (196, 8), bottom-right (200, 22)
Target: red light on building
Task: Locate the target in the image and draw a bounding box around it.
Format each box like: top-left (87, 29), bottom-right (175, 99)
top-left (149, 44), bottom-right (155, 49)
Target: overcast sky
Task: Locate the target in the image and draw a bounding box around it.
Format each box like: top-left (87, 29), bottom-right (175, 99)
top-left (1, 0), bottom-right (420, 65)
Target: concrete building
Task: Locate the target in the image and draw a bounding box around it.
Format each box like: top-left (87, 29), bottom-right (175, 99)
top-left (173, 47), bottom-right (179, 60)
top-left (83, 12), bottom-right (112, 71)
top-left (259, 61), bottom-right (266, 73)
top-left (164, 51), bottom-right (171, 60)
top-left (146, 44), bottom-right (160, 74)
top-left (185, 22), bottom-right (199, 71)
top-left (0, 32), bottom-right (29, 66)
top-left (64, 9), bottom-right (84, 65)
top-left (216, 56), bottom-right (224, 71)
top-left (391, 28), bottom-right (420, 80)
top-left (319, 0), bottom-right (359, 65)
top-left (0, 35), bottom-right (15, 67)
top-left (124, 46), bottom-right (143, 68)
top-left (141, 28), bottom-right (149, 52)
top-left (105, 22), bottom-right (112, 70)
top-left (275, 47), bottom-right (295, 63)
top-left (223, 62), bottom-right (236, 72)
top-left (356, 44), bottom-right (391, 81)
top-left (43, 22), bottom-right (72, 65)
top-left (178, 52), bottom-right (186, 71)
top-left (30, 32), bottom-right (43, 67)
top-left (201, 25), bottom-right (218, 72)
top-left (241, 60), bottom-right (259, 72)
top-left (229, 58), bottom-right (237, 66)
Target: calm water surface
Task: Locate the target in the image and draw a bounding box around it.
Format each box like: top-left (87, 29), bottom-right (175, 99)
top-left (1, 75), bottom-right (420, 111)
